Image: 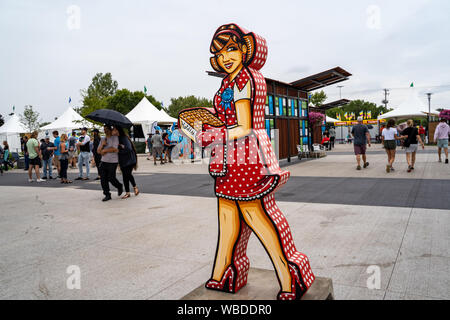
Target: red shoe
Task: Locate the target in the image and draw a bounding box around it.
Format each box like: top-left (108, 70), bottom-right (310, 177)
top-left (205, 265), bottom-right (236, 293)
top-left (277, 263), bottom-right (307, 300)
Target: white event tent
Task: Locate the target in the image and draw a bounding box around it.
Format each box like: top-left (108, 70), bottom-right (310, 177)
top-left (378, 88), bottom-right (440, 120)
top-left (126, 97), bottom-right (177, 134)
top-left (40, 107), bottom-right (85, 137)
top-left (326, 115), bottom-right (339, 123)
top-left (0, 113), bottom-right (27, 152)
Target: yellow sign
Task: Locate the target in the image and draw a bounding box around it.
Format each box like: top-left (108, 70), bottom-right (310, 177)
top-left (333, 119), bottom-right (386, 126)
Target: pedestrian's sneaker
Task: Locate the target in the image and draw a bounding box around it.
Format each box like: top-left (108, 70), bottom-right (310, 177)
top-left (75, 177), bottom-right (83, 180)
top-left (390, 167), bottom-right (395, 171)
top-left (407, 166), bottom-right (412, 173)
top-left (438, 158), bottom-right (442, 162)
top-left (363, 162), bottom-right (369, 168)
top-left (356, 165), bottom-right (361, 170)
top-left (42, 176), bottom-right (47, 180)
top-left (446, 159), bottom-right (449, 164)
top-left (386, 165), bottom-right (390, 173)
top-left (36, 179), bottom-right (45, 182)
top-left (28, 179), bottom-right (34, 182)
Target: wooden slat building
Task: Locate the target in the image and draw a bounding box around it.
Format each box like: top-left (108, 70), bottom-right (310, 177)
top-left (207, 67), bottom-right (351, 160)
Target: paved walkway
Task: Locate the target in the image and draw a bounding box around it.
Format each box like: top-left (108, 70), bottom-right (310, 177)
top-left (0, 143), bottom-right (449, 299)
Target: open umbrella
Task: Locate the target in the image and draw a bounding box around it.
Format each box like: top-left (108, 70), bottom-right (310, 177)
top-left (86, 109), bottom-right (133, 128)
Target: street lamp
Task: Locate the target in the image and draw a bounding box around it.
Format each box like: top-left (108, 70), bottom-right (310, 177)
top-left (337, 85), bottom-right (344, 99)
top-left (426, 93), bottom-right (432, 143)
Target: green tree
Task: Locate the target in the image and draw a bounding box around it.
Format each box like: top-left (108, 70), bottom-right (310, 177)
top-left (326, 100), bottom-right (391, 120)
top-left (39, 122), bottom-right (51, 127)
top-left (105, 89), bottom-right (162, 115)
top-left (20, 105), bottom-right (41, 133)
top-left (166, 96), bottom-right (213, 118)
top-left (79, 72), bottom-right (118, 117)
top-left (310, 90), bottom-right (327, 107)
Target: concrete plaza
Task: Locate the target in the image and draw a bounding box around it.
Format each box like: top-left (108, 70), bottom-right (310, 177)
top-left (0, 143), bottom-right (449, 300)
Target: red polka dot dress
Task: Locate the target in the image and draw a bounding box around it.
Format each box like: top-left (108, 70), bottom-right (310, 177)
top-left (198, 24), bottom-right (315, 299)
top-left (203, 68), bottom-right (282, 201)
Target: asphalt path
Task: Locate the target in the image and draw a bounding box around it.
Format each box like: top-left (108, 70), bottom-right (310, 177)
top-left (1, 171), bottom-right (449, 210)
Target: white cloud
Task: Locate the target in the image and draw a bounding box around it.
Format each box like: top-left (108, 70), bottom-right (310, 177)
top-left (0, 0), bottom-right (449, 121)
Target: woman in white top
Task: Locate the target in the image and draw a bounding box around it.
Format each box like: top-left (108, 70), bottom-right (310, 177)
top-left (381, 119), bottom-right (401, 173)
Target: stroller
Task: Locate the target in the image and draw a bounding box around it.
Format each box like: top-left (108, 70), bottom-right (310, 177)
top-left (0, 148), bottom-right (16, 173)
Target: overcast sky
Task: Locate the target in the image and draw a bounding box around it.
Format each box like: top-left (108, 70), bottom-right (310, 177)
top-left (1, 0), bottom-right (449, 122)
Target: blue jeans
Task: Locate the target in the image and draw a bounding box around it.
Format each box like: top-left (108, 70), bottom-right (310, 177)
top-left (78, 152), bottom-right (90, 178)
top-left (43, 157), bottom-right (53, 178)
top-left (24, 154), bottom-right (29, 170)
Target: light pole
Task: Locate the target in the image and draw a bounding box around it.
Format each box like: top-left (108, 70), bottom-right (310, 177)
top-left (337, 85), bottom-right (344, 99)
top-left (426, 93), bottom-right (432, 143)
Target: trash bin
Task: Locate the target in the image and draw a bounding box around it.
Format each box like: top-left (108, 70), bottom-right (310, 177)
top-left (17, 157), bottom-right (25, 169)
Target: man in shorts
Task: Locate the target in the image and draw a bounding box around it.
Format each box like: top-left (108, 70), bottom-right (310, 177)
top-left (434, 118), bottom-right (449, 163)
top-left (151, 130), bottom-right (164, 165)
top-left (351, 116), bottom-right (371, 170)
top-left (26, 131), bottom-right (45, 182)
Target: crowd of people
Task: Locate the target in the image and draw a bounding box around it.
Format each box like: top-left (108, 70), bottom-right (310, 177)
top-left (16, 126), bottom-right (140, 202)
top-left (349, 116), bottom-right (449, 172)
top-left (145, 126), bottom-right (186, 165)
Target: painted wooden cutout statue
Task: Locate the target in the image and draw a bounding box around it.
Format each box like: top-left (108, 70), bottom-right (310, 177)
top-left (178, 23), bottom-right (314, 300)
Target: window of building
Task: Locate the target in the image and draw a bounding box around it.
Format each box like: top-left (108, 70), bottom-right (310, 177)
top-left (274, 96), bottom-right (279, 116)
top-left (268, 95), bottom-right (274, 115)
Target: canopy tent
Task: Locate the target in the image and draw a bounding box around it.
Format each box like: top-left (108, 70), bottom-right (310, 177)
top-left (40, 107), bottom-right (85, 136)
top-left (325, 115), bottom-right (339, 123)
top-left (378, 88), bottom-right (440, 120)
top-left (0, 113), bottom-right (27, 152)
top-left (126, 97), bottom-right (177, 134)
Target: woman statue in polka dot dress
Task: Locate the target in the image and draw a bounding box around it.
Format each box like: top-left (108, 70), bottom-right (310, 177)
top-left (179, 23), bottom-right (315, 300)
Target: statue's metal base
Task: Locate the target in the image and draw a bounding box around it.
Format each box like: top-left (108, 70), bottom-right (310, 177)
top-left (181, 268), bottom-right (334, 300)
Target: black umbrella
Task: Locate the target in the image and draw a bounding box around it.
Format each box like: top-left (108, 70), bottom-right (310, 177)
top-left (86, 109), bottom-right (133, 128)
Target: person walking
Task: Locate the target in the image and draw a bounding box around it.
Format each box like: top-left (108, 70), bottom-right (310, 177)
top-left (381, 119), bottom-right (401, 173)
top-left (75, 127), bottom-right (91, 180)
top-left (40, 136), bottom-right (56, 179)
top-left (151, 130), bottom-right (164, 165)
top-left (22, 136), bottom-right (30, 171)
top-left (400, 120), bottom-right (425, 172)
top-left (97, 125), bottom-right (123, 202)
top-left (433, 118), bottom-right (449, 163)
top-left (52, 131), bottom-right (61, 178)
top-left (2, 141), bottom-right (12, 172)
top-left (117, 127), bottom-right (139, 199)
top-left (91, 129), bottom-right (102, 180)
top-left (351, 116), bottom-right (371, 170)
top-left (162, 132), bottom-right (174, 163)
top-left (68, 131), bottom-right (78, 169)
top-left (329, 126), bottom-right (336, 149)
top-left (146, 133), bottom-right (153, 160)
top-left (418, 125), bottom-right (426, 144)
top-left (26, 131), bottom-right (44, 182)
top-left (58, 134), bottom-right (72, 184)
top-left (0, 144), bottom-right (4, 175)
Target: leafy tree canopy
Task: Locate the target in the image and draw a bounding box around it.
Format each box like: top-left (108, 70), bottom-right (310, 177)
top-left (166, 95), bottom-right (213, 118)
top-left (310, 90), bottom-right (327, 107)
top-left (20, 105), bottom-right (41, 133)
top-left (326, 99), bottom-right (391, 120)
top-left (78, 72), bottom-right (162, 118)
